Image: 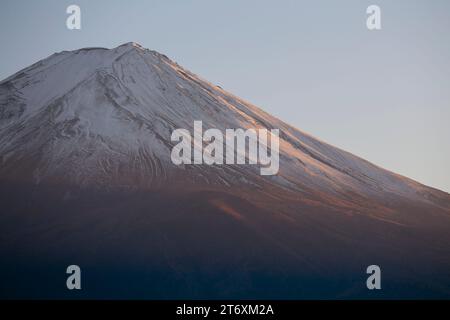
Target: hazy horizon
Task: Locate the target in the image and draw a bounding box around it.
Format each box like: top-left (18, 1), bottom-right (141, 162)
top-left (1, 0), bottom-right (449, 192)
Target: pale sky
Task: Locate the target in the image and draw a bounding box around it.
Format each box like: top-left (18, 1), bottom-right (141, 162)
top-left (1, 0), bottom-right (449, 192)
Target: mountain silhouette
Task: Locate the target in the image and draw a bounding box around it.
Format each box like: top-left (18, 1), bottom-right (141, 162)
top-left (0, 42), bottom-right (449, 299)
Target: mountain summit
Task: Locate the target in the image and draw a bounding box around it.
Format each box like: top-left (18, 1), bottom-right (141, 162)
top-left (0, 43), bottom-right (449, 299)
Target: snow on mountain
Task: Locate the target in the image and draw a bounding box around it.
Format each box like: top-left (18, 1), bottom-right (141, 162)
top-left (0, 42), bottom-right (447, 207)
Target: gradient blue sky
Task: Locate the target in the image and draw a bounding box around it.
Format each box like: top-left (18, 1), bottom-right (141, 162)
top-left (1, 0), bottom-right (449, 192)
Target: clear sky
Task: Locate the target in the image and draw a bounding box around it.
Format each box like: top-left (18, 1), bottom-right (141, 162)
top-left (1, 0), bottom-right (449, 192)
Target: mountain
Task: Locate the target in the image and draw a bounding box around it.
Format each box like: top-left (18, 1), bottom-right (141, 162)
top-left (0, 42), bottom-right (449, 299)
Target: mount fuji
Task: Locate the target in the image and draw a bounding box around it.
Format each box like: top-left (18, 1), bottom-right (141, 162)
top-left (0, 42), bottom-right (449, 299)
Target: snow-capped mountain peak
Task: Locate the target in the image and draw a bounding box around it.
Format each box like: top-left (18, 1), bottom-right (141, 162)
top-left (1, 43), bottom-right (450, 299)
top-left (0, 43), bottom-right (448, 213)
